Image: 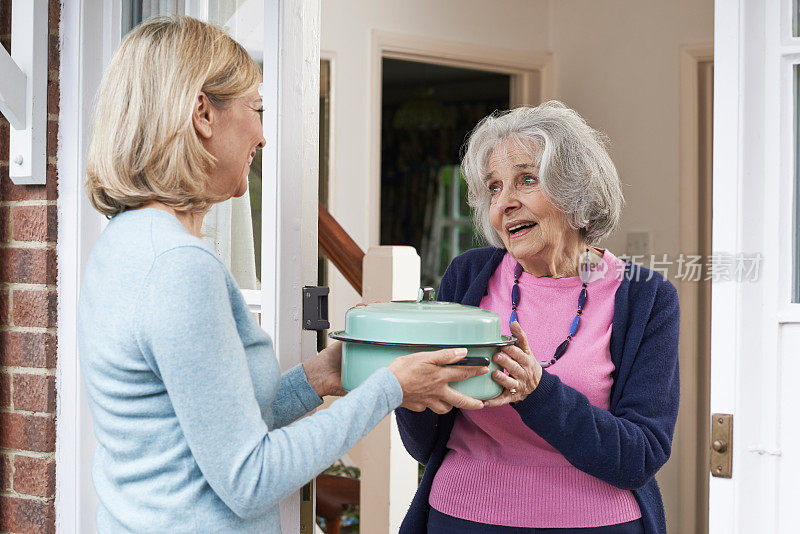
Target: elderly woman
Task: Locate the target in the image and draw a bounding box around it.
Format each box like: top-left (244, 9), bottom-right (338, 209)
top-left (397, 102), bottom-right (680, 534)
top-left (77, 17), bottom-right (487, 533)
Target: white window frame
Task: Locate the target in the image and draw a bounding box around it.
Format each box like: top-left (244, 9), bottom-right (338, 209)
top-left (56, 1), bottom-right (319, 531)
top-left (780, 0), bottom-right (800, 318)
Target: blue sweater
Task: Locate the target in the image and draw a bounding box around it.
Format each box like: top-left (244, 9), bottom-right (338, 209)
top-left (396, 247), bottom-right (680, 534)
top-left (78, 208), bottom-right (403, 533)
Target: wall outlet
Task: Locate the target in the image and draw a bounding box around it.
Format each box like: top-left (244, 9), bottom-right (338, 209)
top-left (626, 231), bottom-right (651, 257)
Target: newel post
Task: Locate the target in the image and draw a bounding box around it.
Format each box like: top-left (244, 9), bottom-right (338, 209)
top-left (349, 246), bottom-right (420, 533)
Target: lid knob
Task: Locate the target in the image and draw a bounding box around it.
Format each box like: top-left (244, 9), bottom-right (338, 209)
top-left (417, 287), bottom-right (435, 302)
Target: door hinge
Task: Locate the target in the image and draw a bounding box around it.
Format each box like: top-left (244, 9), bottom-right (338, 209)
top-left (299, 480), bottom-right (315, 532)
top-left (710, 413), bottom-right (733, 478)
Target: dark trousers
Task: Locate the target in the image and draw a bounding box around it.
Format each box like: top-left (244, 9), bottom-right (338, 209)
top-left (427, 508), bottom-right (646, 534)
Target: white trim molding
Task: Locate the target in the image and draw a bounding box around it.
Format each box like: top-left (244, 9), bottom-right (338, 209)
top-left (56, 0), bottom-right (110, 531)
top-left (677, 42), bottom-right (714, 534)
top-left (708, 2), bottom-right (743, 530)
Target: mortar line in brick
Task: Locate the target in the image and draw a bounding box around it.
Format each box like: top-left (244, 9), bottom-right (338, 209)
top-left (0, 241), bottom-right (56, 250)
top-left (0, 200), bottom-right (51, 207)
top-left (0, 490), bottom-right (54, 503)
top-left (0, 408), bottom-right (56, 418)
top-left (0, 367), bottom-right (56, 376)
top-left (0, 326), bottom-right (58, 335)
top-left (1, 283), bottom-right (57, 291)
top-left (0, 449), bottom-right (54, 460)
top-left (8, 450), bottom-right (13, 493)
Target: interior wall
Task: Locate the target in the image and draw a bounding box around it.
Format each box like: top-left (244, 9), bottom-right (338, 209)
top-left (549, 0), bottom-right (713, 258)
top-left (320, 0), bottom-right (550, 329)
top-left (547, 3), bottom-right (713, 533)
top-left (322, 1), bottom-right (713, 532)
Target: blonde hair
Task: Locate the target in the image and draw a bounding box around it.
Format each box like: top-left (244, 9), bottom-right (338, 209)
top-left (86, 16), bottom-right (262, 217)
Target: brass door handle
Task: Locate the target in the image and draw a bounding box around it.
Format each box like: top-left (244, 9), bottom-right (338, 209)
top-left (711, 414), bottom-right (733, 478)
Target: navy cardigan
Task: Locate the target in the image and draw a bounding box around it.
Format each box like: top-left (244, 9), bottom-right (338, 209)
top-left (395, 247), bottom-right (680, 534)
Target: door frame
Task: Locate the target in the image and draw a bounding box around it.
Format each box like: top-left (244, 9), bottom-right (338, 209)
top-left (678, 43), bottom-right (714, 534)
top-left (56, 1), bottom-right (114, 529)
top-left (367, 31), bottom-right (553, 247)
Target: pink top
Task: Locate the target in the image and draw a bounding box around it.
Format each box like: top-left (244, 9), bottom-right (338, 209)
top-left (429, 249), bottom-right (642, 528)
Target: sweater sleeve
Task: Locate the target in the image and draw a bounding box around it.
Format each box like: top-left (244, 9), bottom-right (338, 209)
top-left (135, 246), bottom-right (404, 519)
top-left (394, 258), bottom-right (461, 464)
top-left (511, 278), bottom-right (680, 490)
top-left (271, 365), bottom-right (323, 428)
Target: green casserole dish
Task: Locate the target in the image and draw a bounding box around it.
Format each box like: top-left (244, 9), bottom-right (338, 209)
top-left (330, 288), bottom-right (516, 400)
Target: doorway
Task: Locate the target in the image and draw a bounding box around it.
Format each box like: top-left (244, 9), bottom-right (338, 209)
top-left (380, 59), bottom-right (510, 287)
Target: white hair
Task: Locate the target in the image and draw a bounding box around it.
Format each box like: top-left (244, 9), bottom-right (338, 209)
top-left (461, 101), bottom-right (624, 247)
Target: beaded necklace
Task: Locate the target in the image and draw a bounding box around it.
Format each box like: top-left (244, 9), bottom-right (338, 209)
top-left (510, 249), bottom-right (594, 368)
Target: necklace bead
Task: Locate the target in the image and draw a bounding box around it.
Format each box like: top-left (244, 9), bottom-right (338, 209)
top-left (511, 258), bottom-right (591, 368)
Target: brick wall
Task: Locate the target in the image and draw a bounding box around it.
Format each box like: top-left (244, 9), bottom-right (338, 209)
top-left (0, 1), bottom-right (61, 533)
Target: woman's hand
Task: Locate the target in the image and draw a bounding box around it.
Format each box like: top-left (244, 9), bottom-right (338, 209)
top-left (388, 348), bottom-right (487, 414)
top-left (484, 321), bottom-right (543, 407)
top-left (303, 341), bottom-right (348, 398)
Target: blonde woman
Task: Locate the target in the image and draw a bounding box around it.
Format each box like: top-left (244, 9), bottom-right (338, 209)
top-left (78, 17), bottom-right (487, 533)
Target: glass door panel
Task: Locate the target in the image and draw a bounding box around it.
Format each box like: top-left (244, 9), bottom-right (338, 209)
top-left (794, 65), bottom-right (800, 301)
top-left (795, 0), bottom-right (800, 37)
top-left (122, 1), bottom-right (184, 34)
top-left (201, 1), bottom-right (264, 291)
top-left (120, 1), bottom-right (265, 292)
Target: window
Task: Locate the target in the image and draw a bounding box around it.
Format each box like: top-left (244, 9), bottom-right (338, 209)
top-left (795, 0), bottom-right (800, 37)
top-left (794, 65), bottom-right (800, 301)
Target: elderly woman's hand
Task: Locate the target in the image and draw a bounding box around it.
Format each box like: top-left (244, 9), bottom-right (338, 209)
top-left (389, 348), bottom-right (487, 414)
top-left (484, 321), bottom-right (542, 407)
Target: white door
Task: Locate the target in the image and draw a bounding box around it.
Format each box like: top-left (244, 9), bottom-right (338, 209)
top-left (709, 1), bottom-right (800, 532)
top-left (56, 1), bottom-right (321, 532)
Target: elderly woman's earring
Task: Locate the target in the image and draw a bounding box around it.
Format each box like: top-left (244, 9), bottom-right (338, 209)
top-left (579, 248), bottom-right (593, 284)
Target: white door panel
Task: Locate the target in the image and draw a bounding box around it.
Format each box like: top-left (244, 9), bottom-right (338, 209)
top-left (56, 1), bottom-right (320, 532)
top-left (710, 1), bottom-right (800, 532)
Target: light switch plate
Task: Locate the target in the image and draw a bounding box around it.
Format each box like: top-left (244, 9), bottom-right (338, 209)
top-left (626, 231), bottom-right (651, 257)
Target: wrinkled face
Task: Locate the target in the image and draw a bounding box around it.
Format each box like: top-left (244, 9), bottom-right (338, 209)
top-left (204, 89), bottom-right (266, 199)
top-left (486, 139), bottom-right (573, 263)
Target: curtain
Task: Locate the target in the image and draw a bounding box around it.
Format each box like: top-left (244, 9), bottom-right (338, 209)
top-left (202, 196), bottom-right (259, 289)
top-left (123, 1), bottom-right (186, 30)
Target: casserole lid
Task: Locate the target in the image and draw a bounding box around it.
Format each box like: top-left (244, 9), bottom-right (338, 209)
top-left (330, 287), bottom-right (515, 347)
